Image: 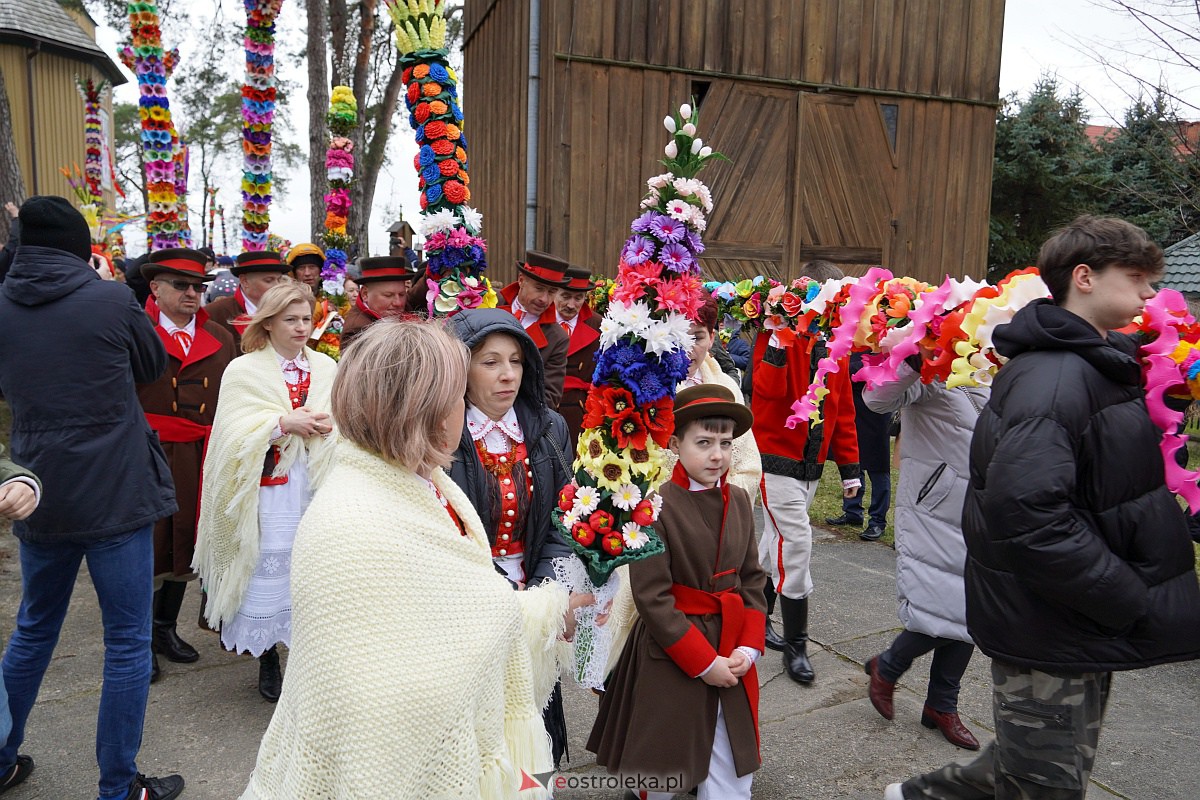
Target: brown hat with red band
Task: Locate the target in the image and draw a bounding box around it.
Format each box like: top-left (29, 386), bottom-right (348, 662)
top-left (515, 250), bottom-right (570, 287)
top-left (357, 255), bottom-right (421, 284)
top-left (672, 383), bottom-right (753, 439)
top-left (562, 266), bottom-right (591, 292)
top-left (232, 251), bottom-right (290, 276)
top-left (143, 248), bottom-right (210, 282)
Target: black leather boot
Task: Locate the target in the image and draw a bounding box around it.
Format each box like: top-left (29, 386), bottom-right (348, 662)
top-left (258, 645), bottom-right (282, 702)
top-left (763, 582), bottom-right (785, 652)
top-left (780, 595), bottom-right (815, 684)
top-left (153, 581), bottom-right (199, 664)
top-left (150, 649), bottom-right (161, 684)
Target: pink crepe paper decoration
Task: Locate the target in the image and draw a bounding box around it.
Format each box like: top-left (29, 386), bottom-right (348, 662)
top-left (855, 276), bottom-right (956, 390)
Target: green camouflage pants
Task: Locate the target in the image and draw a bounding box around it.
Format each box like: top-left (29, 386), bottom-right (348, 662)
top-left (901, 660), bottom-right (1112, 799)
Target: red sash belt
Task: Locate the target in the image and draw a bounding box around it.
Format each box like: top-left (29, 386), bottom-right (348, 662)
top-left (669, 581), bottom-right (762, 755)
top-left (562, 376), bottom-right (593, 393)
top-left (670, 583), bottom-right (745, 658)
top-left (145, 413), bottom-right (211, 526)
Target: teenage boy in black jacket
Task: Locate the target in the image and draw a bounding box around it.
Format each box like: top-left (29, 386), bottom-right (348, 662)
top-left (887, 216), bottom-right (1200, 800)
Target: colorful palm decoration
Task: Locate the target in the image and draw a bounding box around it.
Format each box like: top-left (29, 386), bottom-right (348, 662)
top-left (384, 0), bottom-right (495, 315)
top-left (552, 102), bottom-right (722, 586)
top-left (240, 0), bottom-right (283, 251)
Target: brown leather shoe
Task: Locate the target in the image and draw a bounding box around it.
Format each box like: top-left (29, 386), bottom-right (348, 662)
top-left (921, 705), bottom-right (980, 750)
top-left (865, 656), bottom-right (895, 720)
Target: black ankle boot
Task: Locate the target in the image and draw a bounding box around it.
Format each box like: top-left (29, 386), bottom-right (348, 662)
top-left (763, 582), bottom-right (785, 652)
top-left (153, 582), bottom-right (199, 664)
top-left (780, 595), bottom-right (815, 684)
top-left (150, 649), bottom-right (161, 684)
top-left (258, 646), bottom-right (282, 702)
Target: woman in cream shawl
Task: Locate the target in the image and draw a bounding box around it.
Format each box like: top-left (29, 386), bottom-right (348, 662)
top-left (239, 319), bottom-right (571, 799)
top-left (194, 280), bottom-right (338, 702)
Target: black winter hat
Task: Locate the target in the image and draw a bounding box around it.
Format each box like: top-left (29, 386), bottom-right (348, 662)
top-left (18, 196), bottom-right (92, 262)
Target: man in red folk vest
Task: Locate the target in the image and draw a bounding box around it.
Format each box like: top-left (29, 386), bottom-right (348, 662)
top-left (497, 250), bottom-right (569, 408)
top-left (555, 266), bottom-right (601, 442)
top-left (204, 251), bottom-right (292, 347)
top-left (137, 248), bottom-right (238, 682)
top-left (340, 256), bottom-right (422, 348)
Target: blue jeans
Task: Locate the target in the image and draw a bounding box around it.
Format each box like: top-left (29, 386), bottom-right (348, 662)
top-left (1, 525), bottom-right (153, 800)
top-left (842, 468), bottom-right (891, 528)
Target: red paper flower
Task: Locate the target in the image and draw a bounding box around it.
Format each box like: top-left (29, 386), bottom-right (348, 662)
top-left (600, 532), bottom-right (625, 556)
top-left (413, 103), bottom-right (431, 124)
top-left (424, 121), bottom-right (448, 140)
top-left (610, 409), bottom-right (649, 450)
top-left (631, 499), bottom-right (655, 526)
top-left (601, 386), bottom-right (636, 419)
top-left (572, 523), bottom-right (596, 547)
top-left (588, 510), bottom-right (615, 535)
top-left (582, 391), bottom-right (608, 430)
top-left (444, 181), bottom-right (468, 204)
top-left (643, 399), bottom-right (674, 448)
top-left (558, 484), bottom-right (577, 511)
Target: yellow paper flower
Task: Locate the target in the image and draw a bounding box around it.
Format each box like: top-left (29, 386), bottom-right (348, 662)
top-left (592, 450), bottom-right (630, 492)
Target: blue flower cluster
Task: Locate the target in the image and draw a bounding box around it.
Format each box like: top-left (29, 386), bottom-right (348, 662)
top-left (592, 338), bottom-right (691, 405)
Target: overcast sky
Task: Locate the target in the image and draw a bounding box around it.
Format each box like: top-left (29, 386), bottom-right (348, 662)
top-left (94, 0), bottom-right (1198, 256)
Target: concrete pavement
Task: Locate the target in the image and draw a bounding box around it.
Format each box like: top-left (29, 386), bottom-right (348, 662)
top-left (0, 522), bottom-right (1195, 799)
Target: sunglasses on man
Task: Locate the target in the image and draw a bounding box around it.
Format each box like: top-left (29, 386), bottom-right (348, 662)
top-left (165, 280), bottom-right (208, 293)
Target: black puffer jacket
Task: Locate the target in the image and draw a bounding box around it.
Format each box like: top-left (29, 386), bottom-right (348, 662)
top-left (0, 245), bottom-right (175, 541)
top-left (447, 309), bottom-right (573, 586)
top-left (963, 299), bottom-right (1200, 672)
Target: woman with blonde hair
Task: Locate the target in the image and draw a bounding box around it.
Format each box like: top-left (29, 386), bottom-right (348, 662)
top-left (239, 319), bottom-right (571, 799)
top-left (194, 279), bottom-right (338, 702)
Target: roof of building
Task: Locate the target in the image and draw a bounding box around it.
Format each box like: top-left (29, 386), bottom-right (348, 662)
top-left (1161, 231), bottom-right (1200, 294)
top-left (0, 0), bottom-right (126, 85)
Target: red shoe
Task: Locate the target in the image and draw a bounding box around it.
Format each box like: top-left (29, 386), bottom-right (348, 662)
top-left (921, 705), bottom-right (980, 750)
top-left (864, 656), bottom-right (895, 720)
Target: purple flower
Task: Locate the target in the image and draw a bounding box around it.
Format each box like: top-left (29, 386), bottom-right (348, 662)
top-left (630, 210), bottom-right (657, 234)
top-left (621, 235), bottom-right (656, 265)
top-left (650, 215), bottom-right (686, 243)
top-left (658, 241), bottom-right (694, 271)
top-left (685, 229), bottom-right (705, 255)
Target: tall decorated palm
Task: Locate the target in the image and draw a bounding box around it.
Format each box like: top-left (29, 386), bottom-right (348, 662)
top-left (383, 0), bottom-right (496, 316)
top-left (553, 102), bottom-right (722, 587)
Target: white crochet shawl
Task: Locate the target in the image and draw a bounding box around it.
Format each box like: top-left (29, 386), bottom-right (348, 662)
top-left (240, 440), bottom-right (567, 799)
top-left (193, 345), bottom-right (339, 629)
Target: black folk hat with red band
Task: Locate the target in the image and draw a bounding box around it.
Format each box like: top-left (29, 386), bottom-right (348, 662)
top-left (357, 255), bottom-right (421, 284)
top-left (672, 383), bottom-right (754, 439)
top-left (232, 251), bottom-right (290, 276)
top-left (515, 250), bottom-right (570, 287)
top-left (143, 248), bottom-right (211, 282)
top-left (562, 265), bottom-right (591, 292)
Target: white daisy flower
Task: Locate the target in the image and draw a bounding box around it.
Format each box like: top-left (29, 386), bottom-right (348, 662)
top-left (666, 199), bottom-right (695, 222)
top-left (696, 183), bottom-right (714, 212)
top-left (598, 315), bottom-right (626, 349)
top-left (658, 312), bottom-right (695, 353)
top-left (561, 507), bottom-right (582, 529)
top-left (649, 493), bottom-right (664, 519)
top-left (684, 204), bottom-right (706, 229)
top-left (622, 522), bottom-right (650, 550)
top-left (611, 483), bottom-right (643, 511)
top-left (673, 177), bottom-right (703, 197)
top-left (574, 486), bottom-right (600, 514)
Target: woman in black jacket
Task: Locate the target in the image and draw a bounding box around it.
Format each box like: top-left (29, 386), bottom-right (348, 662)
top-left (447, 307), bottom-right (575, 765)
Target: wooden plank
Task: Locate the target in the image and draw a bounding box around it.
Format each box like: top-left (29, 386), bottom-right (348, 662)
top-left (898, 0), bottom-right (929, 94)
top-left (935, 0), bottom-right (967, 98)
top-left (627, 0), bottom-right (649, 64)
top-left (856, 0), bottom-right (876, 88)
top-left (703, 0), bottom-right (727, 73)
top-left (740, 0), bottom-right (764, 77)
top-left (613, 0), bottom-right (632, 63)
top-left (587, 64), bottom-right (611, 272)
top-left (798, 245), bottom-right (884, 263)
top-left (702, 243), bottom-right (786, 261)
top-left (725, 0), bottom-right (745, 75)
top-left (679, 0), bottom-right (706, 70)
top-left (835, 0), bottom-right (864, 88)
top-left (765, 0), bottom-right (790, 77)
top-left (801, 0), bottom-right (830, 84)
top-left (939, 103), bottom-right (971, 279)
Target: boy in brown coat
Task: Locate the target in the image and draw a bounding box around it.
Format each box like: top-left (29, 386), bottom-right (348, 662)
top-left (588, 384), bottom-right (767, 799)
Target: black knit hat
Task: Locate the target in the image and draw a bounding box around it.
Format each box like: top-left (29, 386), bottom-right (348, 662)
top-left (19, 196), bottom-right (91, 261)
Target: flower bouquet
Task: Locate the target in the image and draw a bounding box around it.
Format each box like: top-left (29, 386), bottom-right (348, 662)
top-left (313, 85), bottom-right (357, 359)
top-left (240, 0), bottom-right (283, 251)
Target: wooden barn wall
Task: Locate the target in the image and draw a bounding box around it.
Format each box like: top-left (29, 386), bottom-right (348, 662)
top-left (549, 0), bottom-right (1004, 104)
top-left (532, 55), bottom-right (994, 283)
top-left (463, 0), bottom-right (529, 287)
top-left (0, 47), bottom-right (113, 207)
